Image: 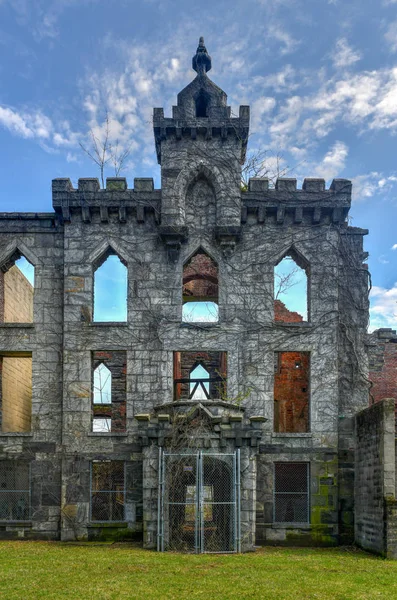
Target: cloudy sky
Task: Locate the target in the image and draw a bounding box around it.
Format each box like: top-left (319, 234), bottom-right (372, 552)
top-left (0, 0), bottom-right (397, 330)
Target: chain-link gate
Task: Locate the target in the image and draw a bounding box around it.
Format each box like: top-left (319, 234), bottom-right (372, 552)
top-left (157, 450), bottom-right (241, 553)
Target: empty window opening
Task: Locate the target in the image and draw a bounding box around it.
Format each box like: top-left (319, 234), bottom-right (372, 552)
top-left (274, 352), bottom-right (310, 433)
top-left (0, 355), bottom-right (32, 433)
top-left (93, 363), bottom-right (112, 404)
top-left (92, 351), bottom-right (126, 433)
top-left (0, 461), bottom-right (30, 521)
top-left (0, 253), bottom-right (34, 323)
top-left (173, 351), bottom-right (227, 401)
top-left (274, 462), bottom-right (309, 524)
top-left (90, 461), bottom-right (125, 522)
top-left (274, 254), bottom-right (308, 322)
top-left (182, 249), bottom-right (218, 323)
top-left (195, 90), bottom-right (209, 117)
top-left (189, 364), bottom-right (210, 400)
top-left (93, 252), bottom-right (127, 322)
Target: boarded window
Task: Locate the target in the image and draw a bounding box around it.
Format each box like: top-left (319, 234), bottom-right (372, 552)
top-left (0, 253), bottom-right (34, 323)
top-left (0, 461), bottom-right (30, 521)
top-left (274, 351), bottom-right (310, 433)
top-left (274, 462), bottom-right (309, 523)
top-left (0, 355), bottom-right (32, 433)
top-left (182, 249), bottom-right (218, 323)
top-left (92, 351), bottom-right (126, 433)
top-left (274, 253), bottom-right (309, 322)
top-left (93, 252), bottom-right (127, 322)
top-left (174, 351), bottom-right (226, 401)
top-left (90, 461), bottom-right (125, 522)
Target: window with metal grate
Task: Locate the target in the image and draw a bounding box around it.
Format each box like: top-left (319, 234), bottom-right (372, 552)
top-left (274, 462), bottom-right (309, 524)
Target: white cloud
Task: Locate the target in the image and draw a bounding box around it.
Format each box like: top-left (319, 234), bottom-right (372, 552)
top-left (251, 96), bottom-right (276, 132)
top-left (369, 283), bottom-right (397, 331)
top-left (314, 141), bottom-right (348, 180)
top-left (268, 24), bottom-right (300, 56)
top-left (332, 38), bottom-right (361, 69)
top-left (385, 20), bottom-right (397, 53)
top-left (392, 244), bottom-right (397, 250)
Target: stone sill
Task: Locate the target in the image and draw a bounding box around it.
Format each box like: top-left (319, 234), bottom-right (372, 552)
top-left (180, 322), bottom-right (220, 329)
top-left (88, 322), bottom-right (128, 327)
top-left (272, 433), bottom-right (312, 438)
top-left (87, 433), bottom-right (128, 437)
top-left (271, 523), bottom-right (311, 530)
top-left (88, 522), bottom-right (128, 528)
top-left (0, 323), bottom-right (34, 328)
top-left (273, 322), bottom-right (312, 328)
top-left (0, 521), bottom-right (32, 527)
top-left (0, 432), bottom-right (33, 437)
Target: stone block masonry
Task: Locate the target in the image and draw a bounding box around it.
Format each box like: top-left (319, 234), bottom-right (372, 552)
top-left (355, 398), bottom-right (397, 557)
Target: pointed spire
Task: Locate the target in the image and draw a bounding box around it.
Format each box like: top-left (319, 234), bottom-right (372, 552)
top-left (192, 36), bottom-right (212, 75)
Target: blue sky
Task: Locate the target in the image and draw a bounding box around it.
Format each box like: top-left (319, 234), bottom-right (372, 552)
top-left (1, 0), bottom-right (397, 331)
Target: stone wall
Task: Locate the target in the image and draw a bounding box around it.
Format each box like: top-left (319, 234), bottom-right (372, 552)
top-left (355, 398), bottom-right (397, 557)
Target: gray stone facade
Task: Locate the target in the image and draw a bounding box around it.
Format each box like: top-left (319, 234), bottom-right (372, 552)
top-left (0, 38), bottom-right (381, 551)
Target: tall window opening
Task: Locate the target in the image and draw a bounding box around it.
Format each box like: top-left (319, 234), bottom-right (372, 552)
top-left (90, 461), bottom-right (125, 522)
top-left (182, 249), bottom-right (218, 323)
top-left (93, 251), bottom-right (127, 322)
top-left (173, 351), bottom-right (227, 401)
top-left (195, 90), bottom-right (209, 117)
top-left (92, 351), bottom-right (126, 433)
top-left (0, 253), bottom-right (34, 323)
top-left (274, 462), bottom-right (309, 524)
top-left (0, 354), bottom-right (32, 433)
top-left (274, 351), bottom-right (310, 433)
top-left (274, 251), bottom-right (309, 323)
top-left (0, 461), bottom-right (30, 521)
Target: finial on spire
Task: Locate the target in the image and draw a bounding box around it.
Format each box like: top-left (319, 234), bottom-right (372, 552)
top-left (192, 36), bottom-right (212, 75)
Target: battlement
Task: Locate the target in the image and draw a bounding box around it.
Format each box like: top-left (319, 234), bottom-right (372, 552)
top-left (241, 177), bottom-right (352, 225)
top-left (52, 177), bottom-right (161, 223)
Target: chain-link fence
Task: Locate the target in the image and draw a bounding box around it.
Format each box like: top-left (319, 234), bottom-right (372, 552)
top-left (90, 460), bottom-right (125, 522)
top-left (274, 462), bottom-right (309, 523)
top-left (158, 450), bottom-right (240, 553)
top-left (0, 461), bottom-right (30, 521)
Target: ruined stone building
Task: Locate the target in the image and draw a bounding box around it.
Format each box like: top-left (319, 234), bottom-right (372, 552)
top-left (0, 38), bottom-right (396, 556)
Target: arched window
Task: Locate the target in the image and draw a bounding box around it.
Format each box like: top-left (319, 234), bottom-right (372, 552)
top-left (182, 249), bottom-right (218, 323)
top-left (195, 90), bottom-right (209, 117)
top-left (0, 252), bottom-right (34, 323)
top-left (93, 363), bottom-right (112, 404)
top-left (274, 251), bottom-right (309, 323)
top-left (93, 251), bottom-right (127, 322)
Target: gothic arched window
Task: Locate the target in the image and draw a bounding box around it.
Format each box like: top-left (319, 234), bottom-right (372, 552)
top-left (182, 249), bottom-right (218, 323)
top-left (0, 252), bottom-right (34, 323)
top-left (274, 250), bottom-right (309, 323)
top-left (93, 251), bottom-right (127, 322)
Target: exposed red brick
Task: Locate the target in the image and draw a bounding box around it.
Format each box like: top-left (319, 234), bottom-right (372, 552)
top-left (274, 299), bottom-right (303, 323)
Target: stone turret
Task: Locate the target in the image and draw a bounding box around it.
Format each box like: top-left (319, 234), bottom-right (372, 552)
top-left (153, 38), bottom-right (250, 252)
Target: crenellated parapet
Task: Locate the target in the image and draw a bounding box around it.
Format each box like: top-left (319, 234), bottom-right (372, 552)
top-left (242, 177), bottom-right (352, 225)
top-left (52, 177), bottom-right (160, 224)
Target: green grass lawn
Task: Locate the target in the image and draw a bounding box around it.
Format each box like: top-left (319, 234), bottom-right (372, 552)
top-left (0, 542), bottom-right (396, 600)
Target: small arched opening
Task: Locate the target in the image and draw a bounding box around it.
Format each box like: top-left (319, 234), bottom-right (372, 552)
top-left (182, 248), bottom-right (218, 323)
top-left (195, 90), bottom-right (210, 117)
